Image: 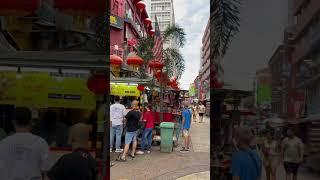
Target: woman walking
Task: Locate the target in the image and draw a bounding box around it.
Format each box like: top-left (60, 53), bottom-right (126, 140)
top-left (262, 131), bottom-right (280, 180)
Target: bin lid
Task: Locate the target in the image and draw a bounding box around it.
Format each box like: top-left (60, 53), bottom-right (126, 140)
top-left (160, 122), bottom-right (175, 128)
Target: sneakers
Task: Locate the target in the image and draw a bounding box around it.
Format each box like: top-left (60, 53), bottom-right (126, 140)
top-left (185, 147), bottom-right (190, 152)
top-left (110, 148), bottom-right (113, 153)
top-left (115, 149), bottom-right (123, 153)
top-left (136, 151), bottom-right (145, 155)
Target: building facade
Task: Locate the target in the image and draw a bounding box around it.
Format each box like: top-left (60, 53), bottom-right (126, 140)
top-left (147, 0), bottom-right (177, 49)
top-left (199, 20), bottom-right (210, 101)
top-left (268, 45), bottom-right (291, 118)
top-left (254, 68), bottom-right (272, 118)
top-left (288, 0), bottom-right (320, 121)
top-left (110, 0), bottom-right (150, 60)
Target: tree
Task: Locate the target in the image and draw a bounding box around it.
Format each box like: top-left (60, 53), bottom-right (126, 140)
top-left (136, 24), bottom-right (186, 80)
top-left (211, 0), bottom-right (242, 72)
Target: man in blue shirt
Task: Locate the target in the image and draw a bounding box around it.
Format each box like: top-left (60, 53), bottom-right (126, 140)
top-left (231, 127), bottom-right (262, 180)
top-left (180, 102), bottom-right (192, 152)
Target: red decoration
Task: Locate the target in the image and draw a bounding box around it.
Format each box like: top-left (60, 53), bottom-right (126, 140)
top-left (149, 29), bottom-right (155, 36)
top-left (137, 85), bottom-right (145, 91)
top-left (149, 60), bottom-right (164, 69)
top-left (127, 55), bottom-right (144, 66)
top-left (136, 1), bottom-right (146, 12)
top-left (144, 18), bottom-right (152, 26)
top-left (110, 54), bottom-right (123, 65)
top-left (54, 0), bottom-right (106, 16)
top-left (0, 0), bottom-right (40, 16)
top-left (87, 74), bottom-right (108, 94)
top-left (128, 39), bottom-right (137, 46)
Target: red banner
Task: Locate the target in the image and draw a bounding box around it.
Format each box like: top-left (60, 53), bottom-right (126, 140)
top-left (0, 0), bottom-right (40, 16)
top-left (54, 0), bottom-right (106, 16)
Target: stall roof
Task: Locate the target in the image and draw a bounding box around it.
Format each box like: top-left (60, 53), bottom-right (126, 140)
top-left (110, 77), bottom-right (153, 85)
top-left (0, 50), bottom-right (106, 71)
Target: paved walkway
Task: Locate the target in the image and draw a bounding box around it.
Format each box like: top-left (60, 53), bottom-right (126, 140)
top-left (110, 116), bottom-right (210, 180)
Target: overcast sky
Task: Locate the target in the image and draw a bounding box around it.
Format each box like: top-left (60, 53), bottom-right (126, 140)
top-left (174, 0), bottom-right (209, 90)
top-left (221, 0), bottom-right (288, 91)
top-left (174, 0), bottom-right (288, 91)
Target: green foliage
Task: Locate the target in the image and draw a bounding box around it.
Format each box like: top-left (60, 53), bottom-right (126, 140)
top-left (163, 48), bottom-right (185, 79)
top-left (211, 0), bottom-right (241, 60)
top-left (136, 24), bottom-right (186, 80)
top-left (162, 24), bottom-right (186, 48)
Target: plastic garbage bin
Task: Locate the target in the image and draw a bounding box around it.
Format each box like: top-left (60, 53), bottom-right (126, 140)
top-left (160, 122), bottom-right (175, 152)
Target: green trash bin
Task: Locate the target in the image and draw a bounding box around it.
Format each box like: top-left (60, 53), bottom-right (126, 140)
top-left (160, 122), bottom-right (175, 153)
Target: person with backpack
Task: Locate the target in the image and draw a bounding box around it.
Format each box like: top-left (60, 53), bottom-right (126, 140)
top-left (231, 127), bottom-right (262, 180)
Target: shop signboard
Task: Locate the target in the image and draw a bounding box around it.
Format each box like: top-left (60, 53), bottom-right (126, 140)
top-left (0, 71), bottom-right (96, 109)
top-left (110, 84), bottom-right (140, 97)
top-left (110, 14), bottom-right (124, 29)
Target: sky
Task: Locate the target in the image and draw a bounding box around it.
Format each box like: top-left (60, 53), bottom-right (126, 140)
top-left (173, 0), bottom-right (210, 90)
top-left (221, 0), bottom-right (289, 91)
top-left (174, 0), bottom-right (289, 91)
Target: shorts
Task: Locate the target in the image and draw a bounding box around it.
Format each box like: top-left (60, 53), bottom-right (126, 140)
top-left (183, 129), bottom-right (190, 137)
top-left (125, 131), bottom-right (137, 145)
top-left (199, 113), bottom-right (204, 117)
top-left (284, 162), bottom-right (300, 175)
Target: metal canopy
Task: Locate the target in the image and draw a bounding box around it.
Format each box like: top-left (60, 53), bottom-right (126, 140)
top-left (0, 51), bottom-right (106, 71)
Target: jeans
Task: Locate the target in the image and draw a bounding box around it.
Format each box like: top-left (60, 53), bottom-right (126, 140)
top-left (110, 125), bottom-right (123, 149)
top-left (141, 128), bottom-right (153, 151)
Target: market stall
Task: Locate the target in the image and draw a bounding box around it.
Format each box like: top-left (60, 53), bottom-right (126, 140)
top-left (0, 51), bottom-right (108, 177)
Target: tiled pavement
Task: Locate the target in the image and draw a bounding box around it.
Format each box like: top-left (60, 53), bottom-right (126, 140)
top-left (110, 116), bottom-right (210, 180)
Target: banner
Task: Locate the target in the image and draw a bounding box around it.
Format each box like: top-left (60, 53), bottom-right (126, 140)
top-left (0, 71), bottom-right (96, 109)
top-left (110, 84), bottom-right (140, 97)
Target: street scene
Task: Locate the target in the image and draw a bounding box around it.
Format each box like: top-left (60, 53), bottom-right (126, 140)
top-left (210, 0), bottom-right (320, 180)
top-left (110, 0), bottom-right (210, 179)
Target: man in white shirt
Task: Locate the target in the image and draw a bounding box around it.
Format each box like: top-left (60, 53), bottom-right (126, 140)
top-left (0, 107), bottom-right (50, 180)
top-left (281, 128), bottom-right (304, 180)
top-left (110, 96), bottom-right (126, 153)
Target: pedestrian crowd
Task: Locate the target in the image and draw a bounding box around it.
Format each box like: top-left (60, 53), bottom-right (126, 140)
top-left (230, 126), bottom-right (304, 180)
top-left (110, 96), bottom-right (201, 162)
top-left (0, 107), bottom-right (97, 180)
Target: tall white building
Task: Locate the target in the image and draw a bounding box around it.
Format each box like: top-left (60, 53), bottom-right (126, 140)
top-left (146, 0), bottom-right (177, 49)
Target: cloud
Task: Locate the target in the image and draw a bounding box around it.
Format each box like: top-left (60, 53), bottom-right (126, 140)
top-left (174, 0), bottom-right (209, 90)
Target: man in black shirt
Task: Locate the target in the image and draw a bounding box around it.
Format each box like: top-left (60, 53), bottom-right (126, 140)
top-left (45, 124), bottom-right (97, 180)
top-left (118, 100), bottom-right (140, 161)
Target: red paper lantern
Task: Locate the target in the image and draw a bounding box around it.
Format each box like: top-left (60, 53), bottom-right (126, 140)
top-left (87, 74), bottom-right (108, 94)
top-left (137, 85), bottom-right (145, 91)
top-left (0, 0), bottom-right (40, 16)
top-left (110, 55), bottom-right (123, 77)
top-left (110, 54), bottom-right (123, 65)
top-left (127, 54), bottom-right (144, 71)
top-left (149, 60), bottom-right (164, 72)
top-left (136, 1), bottom-right (146, 12)
top-left (144, 18), bottom-right (152, 26)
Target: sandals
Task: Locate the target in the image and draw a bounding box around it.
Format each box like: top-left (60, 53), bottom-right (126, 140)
top-left (129, 154), bottom-right (135, 159)
top-left (116, 157), bottom-right (127, 162)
